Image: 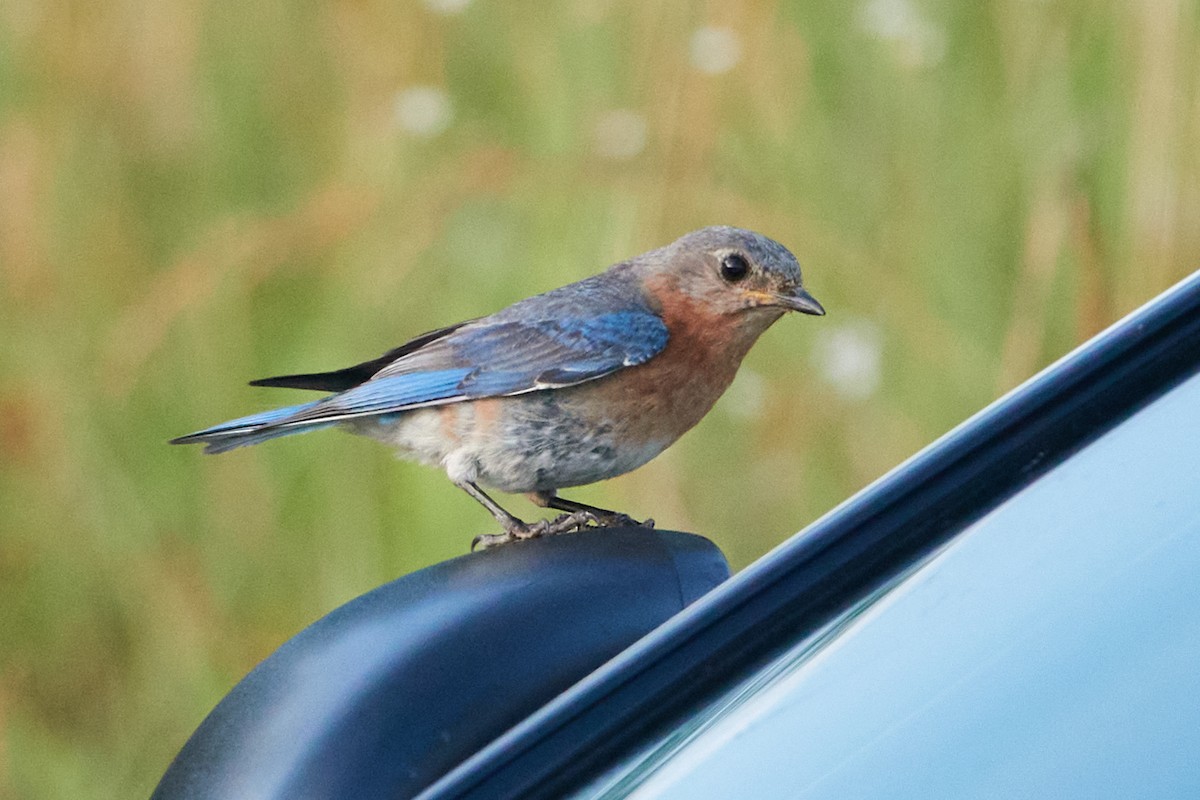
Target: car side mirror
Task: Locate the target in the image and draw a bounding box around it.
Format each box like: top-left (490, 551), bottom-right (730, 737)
top-left (151, 528), bottom-right (729, 800)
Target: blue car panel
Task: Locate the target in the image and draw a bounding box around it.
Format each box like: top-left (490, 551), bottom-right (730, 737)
top-left (582, 369), bottom-right (1200, 799)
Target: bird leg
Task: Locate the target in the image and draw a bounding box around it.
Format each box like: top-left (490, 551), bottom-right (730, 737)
top-left (528, 491), bottom-right (655, 531)
top-left (460, 481), bottom-right (601, 550)
top-left (461, 483), bottom-right (653, 550)
top-left (459, 481), bottom-right (543, 550)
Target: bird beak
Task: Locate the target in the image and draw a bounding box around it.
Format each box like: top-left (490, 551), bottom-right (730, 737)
top-left (777, 287), bottom-right (825, 316)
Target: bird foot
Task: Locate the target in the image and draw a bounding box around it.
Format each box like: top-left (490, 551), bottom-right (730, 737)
top-left (470, 510), bottom-right (654, 550)
top-left (471, 512), bottom-right (593, 550)
top-left (591, 511), bottom-right (655, 530)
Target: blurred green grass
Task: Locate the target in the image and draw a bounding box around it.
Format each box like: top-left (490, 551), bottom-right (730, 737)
top-left (2, 0), bottom-right (1199, 796)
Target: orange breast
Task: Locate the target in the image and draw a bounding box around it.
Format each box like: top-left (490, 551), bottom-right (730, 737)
top-left (570, 283), bottom-right (763, 448)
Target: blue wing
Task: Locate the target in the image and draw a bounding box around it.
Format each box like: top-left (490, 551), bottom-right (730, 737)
top-left (172, 311), bottom-right (669, 453)
top-left (388, 311), bottom-right (670, 393)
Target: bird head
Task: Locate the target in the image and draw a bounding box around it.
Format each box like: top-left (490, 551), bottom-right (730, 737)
top-left (656, 226), bottom-right (825, 320)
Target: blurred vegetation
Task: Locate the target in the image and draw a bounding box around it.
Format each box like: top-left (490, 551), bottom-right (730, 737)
top-left (1, 0), bottom-right (1198, 796)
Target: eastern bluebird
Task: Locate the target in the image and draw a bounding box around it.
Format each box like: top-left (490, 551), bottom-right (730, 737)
top-left (172, 226), bottom-right (825, 547)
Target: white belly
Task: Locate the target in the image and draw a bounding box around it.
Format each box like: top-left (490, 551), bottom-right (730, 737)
top-left (349, 393), bottom-right (668, 494)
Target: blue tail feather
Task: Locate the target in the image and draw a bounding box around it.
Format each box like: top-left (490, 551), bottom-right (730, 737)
top-left (171, 400), bottom-right (330, 454)
top-left (173, 368), bottom-right (477, 454)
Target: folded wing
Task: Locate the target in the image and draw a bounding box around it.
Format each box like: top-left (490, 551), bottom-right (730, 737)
top-left (172, 311), bottom-right (669, 453)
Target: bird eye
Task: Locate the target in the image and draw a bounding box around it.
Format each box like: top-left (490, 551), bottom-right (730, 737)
top-left (720, 253), bottom-right (750, 282)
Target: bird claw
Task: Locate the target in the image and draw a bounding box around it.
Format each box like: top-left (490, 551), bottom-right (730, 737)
top-left (470, 510), bottom-right (654, 551)
top-left (471, 519), bottom-right (546, 551)
top-left (593, 512), bottom-right (655, 529)
top-left (471, 512), bottom-right (592, 551)
top-left (546, 510), bottom-right (599, 534)
top-left (471, 531), bottom-right (516, 550)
